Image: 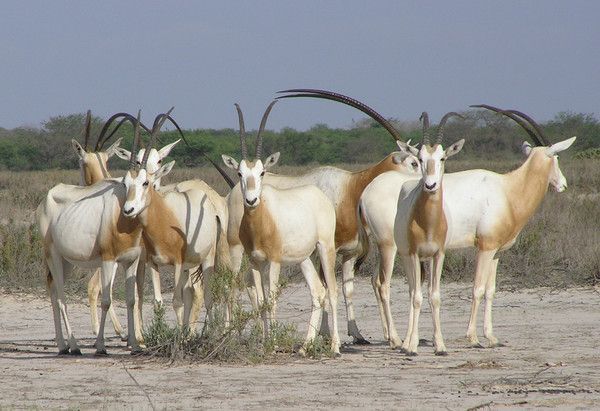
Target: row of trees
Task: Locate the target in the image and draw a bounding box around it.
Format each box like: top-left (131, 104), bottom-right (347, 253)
top-left (0, 110), bottom-right (598, 171)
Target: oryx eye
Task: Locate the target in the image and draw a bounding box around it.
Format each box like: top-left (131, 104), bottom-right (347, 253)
top-left (158, 159), bottom-right (162, 164)
top-left (440, 158), bottom-right (446, 162)
top-left (411, 161), bottom-right (418, 168)
top-left (260, 171), bottom-right (265, 177)
top-left (237, 172), bottom-right (242, 177)
top-left (143, 181), bottom-right (149, 187)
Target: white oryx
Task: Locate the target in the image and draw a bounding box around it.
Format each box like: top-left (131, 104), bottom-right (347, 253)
top-left (35, 110), bottom-right (164, 355)
top-left (361, 105), bottom-right (576, 351)
top-left (222, 102), bottom-right (341, 355)
top-left (120, 126), bottom-right (230, 330)
top-left (225, 89), bottom-right (420, 344)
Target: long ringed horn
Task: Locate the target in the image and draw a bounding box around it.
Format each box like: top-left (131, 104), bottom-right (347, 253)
top-left (276, 88), bottom-right (404, 142)
top-left (505, 110), bottom-right (550, 146)
top-left (142, 107), bottom-right (174, 167)
top-left (255, 100), bottom-right (277, 159)
top-left (420, 111), bottom-right (430, 146)
top-left (95, 112), bottom-right (152, 151)
top-left (234, 103), bottom-right (248, 159)
top-left (130, 110), bottom-right (142, 170)
top-left (82, 110), bottom-right (92, 150)
top-left (435, 112), bottom-right (464, 144)
top-left (470, 104), bottom-right (544, 146)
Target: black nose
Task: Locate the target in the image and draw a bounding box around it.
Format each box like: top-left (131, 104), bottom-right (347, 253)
top-left (246, 198), bottom-right (257, 206)
top-left (124, 207), bottom-right (134, 215)
top-left (425, 182), bottom-right (436, 190)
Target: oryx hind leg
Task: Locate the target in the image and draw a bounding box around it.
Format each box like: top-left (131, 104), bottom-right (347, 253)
top-left (341, 255), bottom-right (369, 345)
top-left (49, 252), bottom-right (81, 355)
top-left (318, 242), bottom-right (341, 355)
top-left (298, 258), bottom-right (326, 356)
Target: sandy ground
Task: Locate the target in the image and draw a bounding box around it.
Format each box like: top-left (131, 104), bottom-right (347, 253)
top-left (1, 277), bottom-right (600, 410)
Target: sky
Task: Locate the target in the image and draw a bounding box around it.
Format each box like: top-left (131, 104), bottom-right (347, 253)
top-left (0, 1), bottom-right (598, 132)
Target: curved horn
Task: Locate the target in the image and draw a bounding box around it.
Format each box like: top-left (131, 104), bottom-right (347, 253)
top-left (470, 104), bottom-right (544, 146)
top-left (420, 111), bottom-right (430, 146)
top-left (82, 110), bottom-right (92, 150)
top-left (142, 107), bottom-right (174, 167)
top-left (234, 103), bottom-right (248, 159)
top-left (505, 110), bottom-right (550, 146)
top-left (435, 112), bottom-right (464, 144)
top-left (95, 112), bottom-right (152, 151)
top-left (276, 88), bottom-right (404, 141)
top-left (130, 110), bottom-right (142, 170)
top-left (255, 100), bottom-right (277, 159)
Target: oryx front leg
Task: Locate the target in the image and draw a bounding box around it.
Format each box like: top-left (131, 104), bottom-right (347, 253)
top-left (95, 260), bottom-right (118, 355)
top-left (402, 255), bottom-right (422, 355)
top-left (259, 261), bottom-right (280, 338)
top-left (124, 257), bottom-right (143, 350)
top-left (341, 255), bottom-right (368, 345)
top-left (429, 252), bottom-right (447, 355)
top-left (467, 250), bottom-right (495, 348)
top-left (172, 264), bottom-right (185, 327)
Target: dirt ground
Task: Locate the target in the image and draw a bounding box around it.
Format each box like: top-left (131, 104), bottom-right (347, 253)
top-left (1, 277), bottom-right (600, 410)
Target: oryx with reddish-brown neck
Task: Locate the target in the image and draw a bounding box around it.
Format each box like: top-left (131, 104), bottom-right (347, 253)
top-left (222, 102), bottom-right (341, 355)
top-left (35, 110), bottom-right (159, 355)
top-left (360, 106), bottom-right (576, 352)
top-left (225, 89), bottom-right (420, 344)
top-left (121, 117), bottom-right (228, 330)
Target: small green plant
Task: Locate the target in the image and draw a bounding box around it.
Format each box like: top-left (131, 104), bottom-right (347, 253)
top-left (302, 335), bottom-right (334, 359)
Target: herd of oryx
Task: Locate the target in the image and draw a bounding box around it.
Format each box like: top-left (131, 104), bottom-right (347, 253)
top-left (34, 88), bottom-right (576, 358)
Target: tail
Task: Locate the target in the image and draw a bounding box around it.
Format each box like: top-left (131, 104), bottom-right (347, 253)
top-left (353, 203), bottom-right (371, 272)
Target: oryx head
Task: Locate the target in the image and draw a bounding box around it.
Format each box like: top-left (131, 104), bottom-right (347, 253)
top-left (396, 112), bottom-right (465, 193)
top-left (72, 110), bottom-right (139, 185)
top-left (222, 101), bottom-right (279, 209)
top-left (115, 139), bottom-right (181, 188)
top-left (472, 105), bottom-right (577, 193)
top-left (123, 108), bottom-right (176, 218)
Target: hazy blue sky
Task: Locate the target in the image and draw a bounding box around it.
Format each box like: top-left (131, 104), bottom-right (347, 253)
top-left (1, 1), bottom-right (598, 131)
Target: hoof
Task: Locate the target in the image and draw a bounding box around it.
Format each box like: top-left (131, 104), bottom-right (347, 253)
top-left (130, 348), bottom-right (146, 356)
top-left (69, 348), bottom-right (82, 356)
top-left (435, 350), bottom-right (448, 356)
top-left (95, 349), bottom-right (108, 356)
top-left (489, 341), bottom-right (506, 348)
top-left (353, 337), bottom-right (371, 345)
top-left (333, 352), bottom-right (342, 358)
top-left (418, 338), bottom-right (432, 347)
top-left (121, 334), bottom-right (129, 343)
top-left (58, 347), bottom-right (70, 356)
top-left (469, 342), bottom-right (485, 349)
top-left (405, 351), bottom-right (418, 357)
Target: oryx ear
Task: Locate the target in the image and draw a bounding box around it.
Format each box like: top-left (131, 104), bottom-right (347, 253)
top-left (391, 152), bottom-right (410, 164)
top-left (396, 140), bottom-right (419, 157)
top-left (221, 154), bottom-right (239, 170)
top-left (154, 160), bottom-right (175, 181)
top-left (445, 139), bottom-right (465, 158)
top-left (546, 136), bottom-right (576, 156)
top-left (114, 147), bottom-right (132, 161)
top-left (522, 141), bottom-right (533, 157)
top-left (105, 137), bottom-right (124, 159)
top-left (71, 139), bottom-right (86, 160)
top-left (158, 139), bottom-right (181, 159)
top-left (264, 152), bottom-right (280, 169)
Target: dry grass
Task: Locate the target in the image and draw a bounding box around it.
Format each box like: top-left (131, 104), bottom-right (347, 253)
top-left (0, 159), bottom-right (598, 293)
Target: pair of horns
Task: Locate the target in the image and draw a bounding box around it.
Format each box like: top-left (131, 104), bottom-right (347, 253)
top-left (420, 111), bottom-right (464, 146)
top-left (470, 104), bottom-right (550, 147)
top-left (129, 107), bottom-right (175, 170)
top-left (235, 101), bottom-right (277, 160)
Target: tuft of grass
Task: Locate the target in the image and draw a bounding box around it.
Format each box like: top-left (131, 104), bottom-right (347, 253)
top-left (303, 335), bottom-right (334, 360)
